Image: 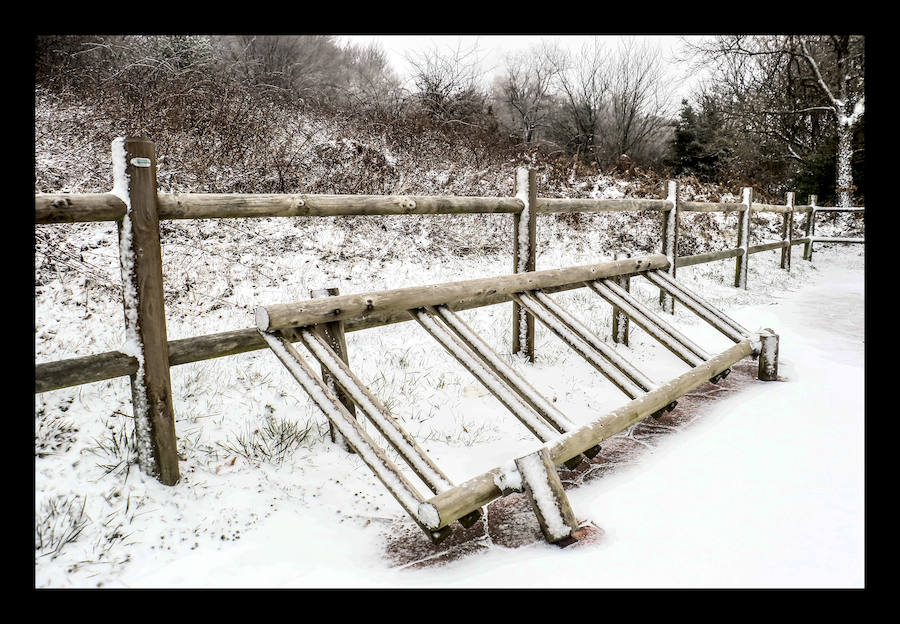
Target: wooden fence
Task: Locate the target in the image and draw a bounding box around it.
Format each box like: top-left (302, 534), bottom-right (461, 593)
top-left (34, 137), bottom-right (865, 486)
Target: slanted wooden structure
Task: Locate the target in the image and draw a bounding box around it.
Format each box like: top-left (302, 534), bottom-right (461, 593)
top-left (255, 254), bottom-right (779, 545)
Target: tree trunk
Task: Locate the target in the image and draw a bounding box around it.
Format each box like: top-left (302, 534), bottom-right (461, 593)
top-left (836, 111), bottom-right (854, 208)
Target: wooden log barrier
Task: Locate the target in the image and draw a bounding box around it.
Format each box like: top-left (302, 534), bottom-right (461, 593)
top-left (416, 339), bottom-right (755, 531)
top-left (37, 261), bottom-right (665, 395)
top-left (586, 280), bottom-right (706, 369)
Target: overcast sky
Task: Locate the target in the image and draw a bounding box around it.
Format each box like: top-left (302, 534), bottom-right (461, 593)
top-left (338, 34), bottom-right (710, 106)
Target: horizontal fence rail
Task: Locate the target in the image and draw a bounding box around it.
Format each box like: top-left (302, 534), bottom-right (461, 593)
top-left (34, 136), bottom-right (864, 488)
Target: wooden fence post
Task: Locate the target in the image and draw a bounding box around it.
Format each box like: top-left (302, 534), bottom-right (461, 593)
top-left (781, 192), bottom-right (794, 271)
top-left (659, 180), bottom-right (679, 313)
top-left (612, 251), bottom-right (630, 345)
top-left (512, 167), bottom-right (537, 362)
top-left (757, 329), bottom-right (779, 381)
top-left (310, 287), bottom-right (358, 453)
top-left (734, 187), bottom-right (752, 289)
top-left (803, 194), bottom-right (817, 262)
top-left (112, 136), bottom-right (180, 486)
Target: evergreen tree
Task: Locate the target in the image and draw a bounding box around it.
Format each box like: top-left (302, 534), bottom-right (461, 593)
top-left (664, 98), bottom-right (727, 181)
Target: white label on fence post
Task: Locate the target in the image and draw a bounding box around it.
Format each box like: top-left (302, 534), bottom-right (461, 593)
top-left (130, 157), bottom-right (152, 168)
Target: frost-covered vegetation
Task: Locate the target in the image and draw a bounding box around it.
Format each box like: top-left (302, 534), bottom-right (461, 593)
top-left (34, 35), bottom-right (864, 587)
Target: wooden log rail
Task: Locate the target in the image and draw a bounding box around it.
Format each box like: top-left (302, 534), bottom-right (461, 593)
top-left (34, 136), bottom-right (861, 492)
top-left (255, 255), bottom-right (668, 334)
top-left (255, 259), bottom-right (771, 544)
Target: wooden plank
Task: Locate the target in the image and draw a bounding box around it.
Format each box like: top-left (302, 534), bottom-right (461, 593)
top-left (515, 448), bottom-right (580, 545)
top-left (812, 237), bottom-right (865, 244)
top-left (748, 241), bottom-right (790, 254)
top-left (256, 255), bottom-right (670, 334)
top-left (297, 328), bottom-right (483, 528)
top-left (512, 167), bottom-right (537, 361)
top-left (417, 339), bottom-right (755, 530)
top-left (259, 330), bottom-right (452, 544)
top-left (528, 291), bottom-right (658, 394)
top-left (113, 137), bottom-right (180, 486)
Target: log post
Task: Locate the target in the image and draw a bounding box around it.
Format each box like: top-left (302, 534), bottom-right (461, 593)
top-left (734, 187), bottom-right (752, 289)
top-left (112, 137), bottom-right (179, 486)
top-left (659, 180), bottom-right (679, 313)
top-left (781, 192), bottom-right (794, 271)
top-left (512, 167), bottom-right (537, 362)
top-left (310, 287), bottom-right (357, 453)
top-left (514, 447), bottom-right (580, 545)
top-left (803, 195), bottom-right (817, 262)
top-left (611, 251), bottom-right (630, 345)
top-left (757, 329), bottom-right (779, 381)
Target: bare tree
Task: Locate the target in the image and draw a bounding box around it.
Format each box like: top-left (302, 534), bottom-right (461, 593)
top-left (549, 38), bottom-right (610, 163)
top-left (598, 38), bottom-right (675, 166)
top-left (494, 42), bottom-right (565, 144)
top-left (688, 35), bottom-right (864, 206)
top-left (336, 41), bottom-right (403, 114)
top-left (216, 35), bottom-right (345, 100)
top-left (405, 39), bottom-right (489, 124)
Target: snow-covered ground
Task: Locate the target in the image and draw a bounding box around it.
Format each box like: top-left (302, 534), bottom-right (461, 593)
top-left (34, 229), bottom-right (864, 588)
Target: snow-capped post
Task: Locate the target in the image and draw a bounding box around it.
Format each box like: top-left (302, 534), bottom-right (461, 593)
top-left (734, 187), bottom-right (752, 289)
top-left (757, 328), bottom-right (779, 381)
top-left (611, 251), bottom-right (630, 345)
top-left (803, 195), bottom-right (817, 262)
top-left (512, 167), bottom-right (537, 362)
top-left (111, 136), bottom-right (180, 486)
top-left (309, 288), bottom-right (357, 453)
top-left (659, 180), bottom-right (679, 313)
top-left (514, 447), bottom-right (580, 545)
top-left (781, 192), bottom-right (794, 271)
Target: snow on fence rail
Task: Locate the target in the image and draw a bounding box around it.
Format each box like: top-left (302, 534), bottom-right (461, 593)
top-left (34, 137), bottom-right (863, 489)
